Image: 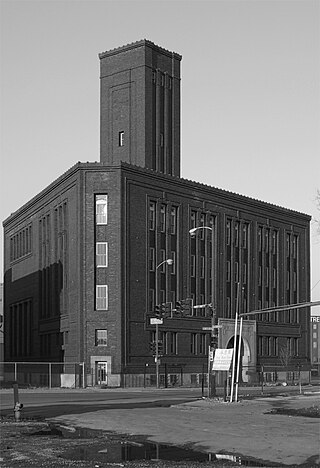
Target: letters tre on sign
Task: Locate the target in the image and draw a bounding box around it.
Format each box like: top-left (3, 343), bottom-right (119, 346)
top-left (311, 316), bottom-right (320, 322)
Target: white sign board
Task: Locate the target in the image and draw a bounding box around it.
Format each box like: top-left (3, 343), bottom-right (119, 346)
top-left (150, 318), bottom-right (163, 325)
top-left (212, 349), bottom-right (233, 371)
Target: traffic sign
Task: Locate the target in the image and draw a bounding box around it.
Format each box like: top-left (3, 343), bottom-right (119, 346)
top-left (150, 318), bottom-right (163, 325)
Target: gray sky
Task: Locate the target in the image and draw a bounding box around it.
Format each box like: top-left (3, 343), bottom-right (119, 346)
top-left (1, 0), bottom-right (319, 305)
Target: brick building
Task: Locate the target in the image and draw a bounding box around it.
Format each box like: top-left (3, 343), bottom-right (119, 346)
top-left (3, 40), bottom-right (311, 387)
top-left (311, 316), bottom-right (320, 374)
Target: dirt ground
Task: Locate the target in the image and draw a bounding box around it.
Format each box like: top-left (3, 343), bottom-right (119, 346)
top-left (0, 417), bottom-right (240, 468)
top-left (1, 396), bottom-right (319, 468)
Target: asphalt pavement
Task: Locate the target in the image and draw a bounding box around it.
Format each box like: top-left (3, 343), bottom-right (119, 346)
top-left (1, 385), bottom-right (319, 466)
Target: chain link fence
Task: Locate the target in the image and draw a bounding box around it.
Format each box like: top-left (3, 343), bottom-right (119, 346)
top-left (0, 362), bottom-right (85, 388)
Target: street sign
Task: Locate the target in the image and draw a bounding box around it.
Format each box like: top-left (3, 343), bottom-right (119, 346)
top-left (212, 349), bottom-right (233, 371)
top-left (209, 350), bottom-right (214, 362)
top-left (150, 318), bottom-right (163, 325)
top-left (202, 325), bottom-right (222, 331)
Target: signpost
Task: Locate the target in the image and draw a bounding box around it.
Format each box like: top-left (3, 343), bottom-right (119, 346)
top-left (202, 324), bottom-right (222, 398)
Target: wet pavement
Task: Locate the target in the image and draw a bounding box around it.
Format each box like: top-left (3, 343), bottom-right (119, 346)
top-left (1, 387), bottom-right (319, 467)
top-left (49, 393), bottom-right (320, 467)
top-left (0, 418), bottom-right (289, 467)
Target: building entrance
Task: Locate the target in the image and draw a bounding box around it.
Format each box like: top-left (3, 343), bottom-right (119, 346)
top-left (219, 318), bottom-right (257, 384)
top-left (96, 362), bottom-right (108, 385)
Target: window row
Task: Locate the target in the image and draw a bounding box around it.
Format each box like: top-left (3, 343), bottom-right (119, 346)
top-left (258, 336), bottom-right (299, 357)
top-left (152, 70), bottom-right (173, 89)
top-left (149, 248), bottom-right (176, 273)
top-left (226, 261), bottom-right (248, 284)
top-left (10, 225), bottom-right (32, 262)
top-left (149, 331), bottom-right (209, 355)
top-left (286, 233), bottom-right (298, 259)
top-left (258, 227), bottom-right (278, 254)
top-left (190, 211), bottom-right (215, 240)
top-left (149, 201), bottom-right (178, 234)
top-left (226, 220), bottom-right (250, 248)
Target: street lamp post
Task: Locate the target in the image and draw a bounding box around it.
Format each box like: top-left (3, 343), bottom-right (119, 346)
top-left (155, 258), bottom-right (173, 389)
top-left (189, 226), bottom-right (217, 397)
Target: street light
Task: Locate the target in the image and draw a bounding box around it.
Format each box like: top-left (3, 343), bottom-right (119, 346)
top-left (189, 226), bottom-right (217, 397)
top-left (155, 258), bottom-right (173, 388)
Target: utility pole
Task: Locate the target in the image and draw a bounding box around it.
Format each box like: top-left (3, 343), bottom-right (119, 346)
top-left (154, 259), bottom-right (173, 388)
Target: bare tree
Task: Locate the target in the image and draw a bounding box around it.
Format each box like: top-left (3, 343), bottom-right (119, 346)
top-left (279, 343), bottom-right (292, 383)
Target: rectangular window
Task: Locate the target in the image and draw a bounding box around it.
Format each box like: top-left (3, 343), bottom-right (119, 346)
top-left (265, 230), bottom-right (269, 253)
top-left (258, 227), bottom-right (263, 251)
top-left (226, 261), bottom-right (231, 282)
top-left (190, 210), bottom-right (196, 229)
top-left (119, 131), bottom-right (124, 147)
top-left (149, 247), bottom-right (155, 271)
top-left (149, 202), bottom-right (156, 230)
top-left (95, 329), bottom-right (107, 346)
top-left (96, 285), bottom-right (108, 310)
top-left (200, 214), bottom-right (205, 239)
top-left (160, 249), bottom-right (166, 271)
top-left (272, 231), bottom-right (278, 254)
top-left (191, 333), bottom-right (196, 354)
top-left (226, 220), bottom-right (231, 245)
top-left (149, 289), bottom-right (155, 312)
top-left (272, 268), bottom-right (277, 288)
top-left (235, 262), bottom-right (239, 283)
top-left (200, 256), bottom-right (205, 278)
top-left (265, 267), bottom-right (269, 286)
top-left (243, 263), bottom-right (247, 284)
top-left (171, 251), bottom-right (176, 274)
top-left (258, 266), bottom-right (262, 286)
top-left (160, 205), bottom-right (166, 232)
top-left (191, 255), bottom-right (196, 277)
top-left (286, 234), bottom-right (290, 257)
top-left (169, 332), bottom-right (177, 354)
top-left (199, 334), bottom-right (206, 354)
top-left (96, 242), bottom-right (108, 267)
top-left (96, 195), bottom-right (108, 224)
top-left (234, 223), bottom-right (239, 247)
top-left (293, 235), bottom-right (298, 259)
top-left (242, 223), bottom-right (249, 248)
top-left (170, 207), bottom-right (177, 235)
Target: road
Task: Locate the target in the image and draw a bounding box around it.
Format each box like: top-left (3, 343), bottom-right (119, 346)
top-left (1, 385), bottom-right (319, 466)
top-left (0, 387), bottom-right (203, 418)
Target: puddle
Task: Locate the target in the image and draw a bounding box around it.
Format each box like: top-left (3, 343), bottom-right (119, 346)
top-left (29, 424), bottom-right (283, 467)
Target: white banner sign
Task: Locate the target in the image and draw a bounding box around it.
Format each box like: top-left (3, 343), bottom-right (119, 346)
top-left (212, 348), bottom-right (233, 371)
top-left (150, 318), bottom-right (163, 325)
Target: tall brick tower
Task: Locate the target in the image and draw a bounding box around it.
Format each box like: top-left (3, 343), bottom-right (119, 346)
top-left (99, 40), bottom-right (181, 176)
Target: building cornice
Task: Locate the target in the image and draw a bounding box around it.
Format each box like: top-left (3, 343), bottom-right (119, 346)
top-left (99, 39), bottom-right (182, 61)
top-left (3, 161), bottom-right (311, 227)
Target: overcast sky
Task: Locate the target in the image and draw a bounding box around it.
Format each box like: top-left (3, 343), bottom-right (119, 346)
top-left (1, 0), bottom-right (319, 305)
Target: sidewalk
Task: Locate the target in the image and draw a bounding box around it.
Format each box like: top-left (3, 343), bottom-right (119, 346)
top-left (50, 392), bottom-right (320, 466)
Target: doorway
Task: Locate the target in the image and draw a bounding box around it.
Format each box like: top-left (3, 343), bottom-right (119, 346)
top-left (96, 361), bottom-right (108, 385)
top-left (227, 336), bottom-right (251, 383)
